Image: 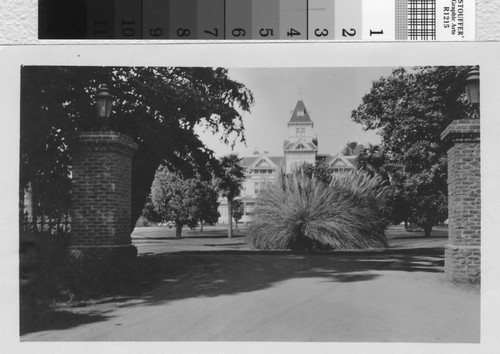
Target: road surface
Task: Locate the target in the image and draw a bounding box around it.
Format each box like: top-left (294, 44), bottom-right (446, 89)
top-left (22, 227), bottom-right (480, 342)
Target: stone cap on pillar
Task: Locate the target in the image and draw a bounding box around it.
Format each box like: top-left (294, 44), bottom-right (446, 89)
top-left (76, 130), bottom-right (138, 157)
top-left (441, 119), bottom-right (480, 147)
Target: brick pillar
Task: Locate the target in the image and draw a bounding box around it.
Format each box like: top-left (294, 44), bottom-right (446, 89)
top-left (69, 131), bottom-right (138, 261)
top-left (441, 119), bottom-right (480, 283)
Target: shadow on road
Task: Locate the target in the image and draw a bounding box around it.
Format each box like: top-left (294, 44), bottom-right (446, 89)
top-left (22, 245), bottom-right (445, 336)
top-left (20, 308), bottom-right (109, 336)
top-left (131, 246), bottom-right (445, 307)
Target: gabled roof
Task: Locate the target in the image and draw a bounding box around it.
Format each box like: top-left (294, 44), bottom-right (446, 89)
top-left (346, 156), bottom-right (357, 166)
top-left (328, 155), bottom-right (357, 169)
top-left (241, 154), bottom-right (285, 168)
top-left (241, 156), bottom-right (258, 167)
top-left (284, 139), bottom-right (318, 152)
top-left (289, 100), bottom-right (313, 124)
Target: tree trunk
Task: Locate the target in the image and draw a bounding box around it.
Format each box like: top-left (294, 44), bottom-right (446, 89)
top-left (235, 220), bottom-right (238, 231)
top-left (200, 221), bottom-right (204, 233)
top-left (175, 223), bottom-right (183, 238)
top-left (227, 199), bottom-right (233, 239)
top-left (423, 224), bottom-right (433, 237)
top-left (404, 220), bottom-right (408, 230)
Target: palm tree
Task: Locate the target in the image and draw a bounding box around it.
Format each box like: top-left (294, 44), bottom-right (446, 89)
top-left (218, 154), bottom-right (245, 238)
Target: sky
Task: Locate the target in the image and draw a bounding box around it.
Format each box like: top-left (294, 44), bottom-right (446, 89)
top-left (195, 66), bottom-right (396, 158)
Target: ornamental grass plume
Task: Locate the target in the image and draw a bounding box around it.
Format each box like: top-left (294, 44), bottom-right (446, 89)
top-left (246, 170), bottom-right (388, 251)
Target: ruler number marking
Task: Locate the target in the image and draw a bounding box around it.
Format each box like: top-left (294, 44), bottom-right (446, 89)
top-left (370, 29), bottom-right (384, 36)
top-left (342, 28), bottom-right (356, 37)
top-left (287, 28), bottom-right (301, 37)
top-left (204, 28), bottom-right (219, 37)
top-left (177, 28), bottom-right (192, 37)
top-left (259, 28), bottom-right (274, 37)
top-left (314, 28), bottom-right (329, 37)
top-left (232, 28), bottom-right (246, 37)
top-left (121, 20), bottom-right (136, 37)
top-left (149, 28), bottom-right (163, 37)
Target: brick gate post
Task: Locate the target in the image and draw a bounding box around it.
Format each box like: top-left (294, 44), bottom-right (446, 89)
top-left (69, 131), bottom-right (138, 261)
top-left (441, 120), bottom-right (480, 282)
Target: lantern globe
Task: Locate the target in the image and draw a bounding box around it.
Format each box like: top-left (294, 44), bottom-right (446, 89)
top-left (95, 84), bottom-right (114, 119)
top-left (465, 66), bottom-right (480, 105)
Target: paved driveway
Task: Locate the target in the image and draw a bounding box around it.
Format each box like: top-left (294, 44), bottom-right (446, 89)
top-left (22, 226), bottom-right (479, 343)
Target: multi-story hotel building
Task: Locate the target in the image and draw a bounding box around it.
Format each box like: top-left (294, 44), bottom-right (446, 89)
top-left (218, 99), bottom-right (363, 225)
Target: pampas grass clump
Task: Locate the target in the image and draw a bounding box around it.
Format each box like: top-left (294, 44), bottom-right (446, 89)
top-left (246, 171), bottom-right (388, 250)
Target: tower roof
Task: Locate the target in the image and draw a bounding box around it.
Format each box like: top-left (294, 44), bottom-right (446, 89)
top-left (289, 100), bottom-right (313, 123)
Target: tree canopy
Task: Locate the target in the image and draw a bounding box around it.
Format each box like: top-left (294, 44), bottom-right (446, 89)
top-left (351, 66), bottom-right (472, 236)
top-left (20, 66), bottom-right (254, 231)
top-left (149, 167), bottom-right (219, 238)
top-left (217, 154), bottom-right (245, 238)
top-left (232, 199), bottom-right (244, 229)
top-left (355, 144), bottom-right (388, 181)
top-left (341, 141), bottom-right (360, 156)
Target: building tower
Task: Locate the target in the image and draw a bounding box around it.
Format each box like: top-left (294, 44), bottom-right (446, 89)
top-left (283, 100), bottom-right (318, 173)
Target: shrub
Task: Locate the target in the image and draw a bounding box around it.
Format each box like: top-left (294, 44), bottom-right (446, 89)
top-left (246, 171), bottom-right (388, 250)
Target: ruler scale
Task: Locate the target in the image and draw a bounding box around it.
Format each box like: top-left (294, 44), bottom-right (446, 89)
top-left (38, 0), bottom-right (475, 41)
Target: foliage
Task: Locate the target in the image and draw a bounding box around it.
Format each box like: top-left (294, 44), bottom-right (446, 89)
top-left (149, 166), bottom-right (219, 238)
top-left (341, 141), bottom-right (360, 156)
top-left (197, 180), bottom-right (221, 227)
top-left (20, 66), bottom-right (253, 231)
top-left (246, 171), bottom-right (388, 251)
top-left (351, 66), bottom-right (472, 236)
top-left (232, 199), bottom-right (244, 225)
top-left (356, 144), bottom-right (388, 181)
top-left (141, 195), bottom-right (163, 224)
top-left (217, 154), bottom-right (245, 200)
top-left (295, 162), bottom-right (333, 185)
top-left (217, 154), bottom-right (245, 238)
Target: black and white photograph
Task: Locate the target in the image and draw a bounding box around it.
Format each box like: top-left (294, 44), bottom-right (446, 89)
top-left (1, 42), bottom-right (500, 352)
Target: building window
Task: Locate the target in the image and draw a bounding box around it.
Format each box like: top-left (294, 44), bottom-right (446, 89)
top-left (301, 127), bottom-right (305, 134)
top-left (255, 182), bottom-right (260, 195)
top-left (296, 127), bottom-right (300, 135)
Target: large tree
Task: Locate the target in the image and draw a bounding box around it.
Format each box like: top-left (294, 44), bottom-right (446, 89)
top-left (351, 66), bottom-right (472, 236)
top-left (198, 180), bottom-right (221, 232)
top-left (356, 144), bottom-right (389, 181)
top-left (20, 66), bottom-right (253, 232)
top-left (150, 167), bottom-right (219, 238)
top-left (217, 154), bottom-right (245, 238)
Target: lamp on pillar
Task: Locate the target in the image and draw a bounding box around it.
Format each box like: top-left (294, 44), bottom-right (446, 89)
top-left (70, 82), bottom-right (138, 264)
top-left (465, 66), bottom-right (480, 118)
top-left (95, 84), bottom-right (114, 128)
top-left (440, 66), bottom-right (481, 283)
